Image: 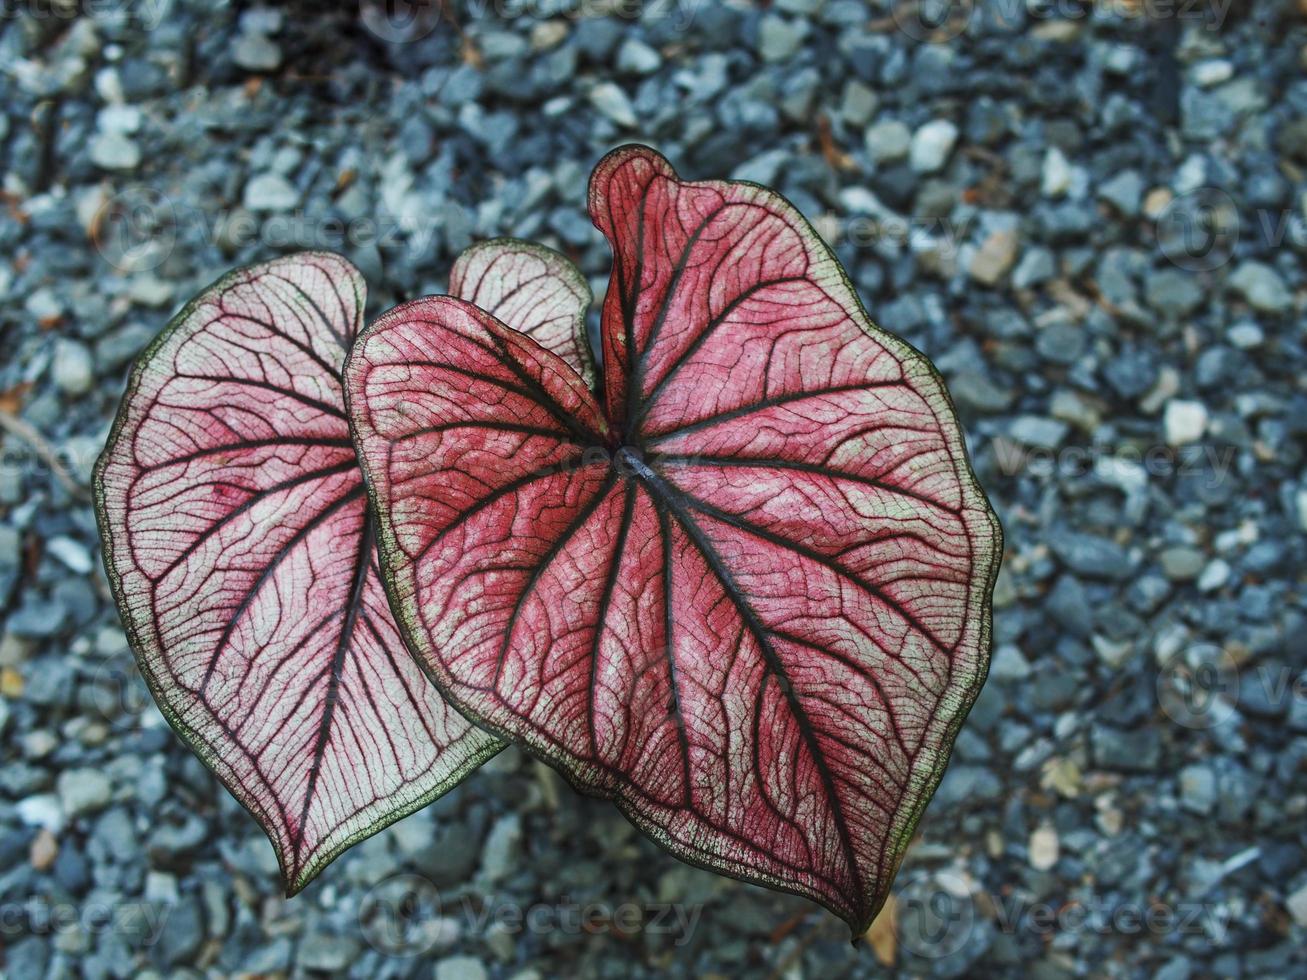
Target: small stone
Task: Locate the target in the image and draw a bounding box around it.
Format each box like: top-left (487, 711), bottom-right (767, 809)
top-left (1097, 170), bottom-right (1143, 215)
top-left (52, 338), bottom-right (95, 395)
top-left (1179, 763), bottom-right (1217, 814)
top-left (1029, 823), bottom-right (1059, 871)
top-left (1050, 531), bottom-right (1130, 580)
top-left (436, 955), bottom-right (489, 980)
top-left (1013, 247), bottom-right (1056, 288)
top-left (479, 814), bottom-right (521, 884)
top-left (1041, 147), bottom-right (1072, 197)
top-left (1287, 882), bottom-right (1307, 928)
top-left (1227, 322), bottom-right (1264, 349)
top-left (990, 644), bottom-right (1030, 681)
top-left (1140, 365), bottom-right (1181, 415)
top-left (233, 32), bottom-right (282, 72)
top-left (616, 38), bottom-right (661, 75)
top-left (57, 767), bottom-right (113, 817)
top-left (1036, 320), bottom-right (1085, 365)
top-left (757, 15), bottom-right (805, 63)
top-left (96, 111), bottom-right (141, 148)
top-left (909, 119), bottom-right (959, 173)
top-left (529, 21), bottom-right (568, 51)
top-left (589, 82), bottom-right (636, 128)
top-left (934, 764), bottom-right (1003, 807)
top-left (297, 935), bottom-right (360, 972)
top-left (866, 119), bottom-right (911, 164)
top-left (949, 371), bottom-right (1013, 414)
top-left (1041, 757), bottom-right (1082, 798)
top-left (1163, 399), bottom-right (1208, 445)
top-left (46, 536), bottom-right (93, 575)
top-left (144, 870), bottom-right (179, 904)
top-left (1296, 487), bottom-right (1307, 533)
top-left (969, 229), bottom-right (1020, 285)
top-left (1197, 559), bottom-right (1230, 592)
top-left (89, 133), bottom-right (140, 171)
top-left (157, 896), bottom-right (204, 966)
top-left (29, 828), bottom-right (59, 871)
top-left (1146, 268), bottom-right (1203, 317)
top-left (1192, 59), bottom-right (1233, 87)
top-left (1092, 724), bottom-right (1160, 772)
top-left (1159, 546), bottom-right (1205, 581)
top-left (1009, 415), bottom-right (1068, 448)
top-left (1142, 186), bottom-right (1172, 219)
top-left (243, 173), bottom-right (298, 212)
top-left (1228, 261), bottom-right (1292, 314)
top-left (16, 794), bottom-right (64, 833)
top-left (840, 80), bottom-right (878, 126)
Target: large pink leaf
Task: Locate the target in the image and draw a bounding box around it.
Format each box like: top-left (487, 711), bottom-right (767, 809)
top-left (94, 253), bottom-right (502, 895)
top-left (347, 147), bottom-right (1002, 934)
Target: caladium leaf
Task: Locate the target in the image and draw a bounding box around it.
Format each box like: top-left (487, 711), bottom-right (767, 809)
top-left (94, 253), bottom-right (502, 896)
top-left (347, 146), bottom-right (1002, 935)
top-left (449, 238), bottom-right (594, 388)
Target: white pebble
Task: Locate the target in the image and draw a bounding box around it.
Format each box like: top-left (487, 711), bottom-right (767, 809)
top-left (1029, 823), bottom-right (1059, 871)
top-left (243, 173), bottom-right (299, 212)
top-left (17, 794), bottom-right (65, 833)
top-left (52, 338), bottom-right (95, 396)
top-left (1197, 559), bottom-right (1231, 592)
top-left (46, 535), bottom-right (94, 574)
top-left (89, 133), bottom-right (140, 171)
top-left (1163, 399), bottom-right (1208, 445)
top-left (1192, 60), bottom-right (1233, 88)
top-left (57, 767), bottom-right (113, 817)
top-left (909, 119), bottom-right (958, 174)
top-left (1042, 147), bottom-right (1072, 197)
top-left (589, 82), bottom-right (637, 128)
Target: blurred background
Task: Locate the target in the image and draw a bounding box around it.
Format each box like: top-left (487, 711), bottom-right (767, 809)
top-left (1, 0), bottom-right (1305, 977)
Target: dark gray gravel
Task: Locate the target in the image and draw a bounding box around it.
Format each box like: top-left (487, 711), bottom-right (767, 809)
top-left (1, 1), bottom-right (1305, 977)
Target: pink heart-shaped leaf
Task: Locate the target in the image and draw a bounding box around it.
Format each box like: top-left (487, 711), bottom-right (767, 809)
top-left (348, 146), bottom-right (1002, 934)
top-left (95, 252), bottom-right (512, 894)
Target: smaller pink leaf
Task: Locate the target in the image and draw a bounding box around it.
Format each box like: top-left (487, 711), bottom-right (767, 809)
top-left (449, 238), bottom-right (594, 388)
top-left (94, 253), bottom-right (501, 895)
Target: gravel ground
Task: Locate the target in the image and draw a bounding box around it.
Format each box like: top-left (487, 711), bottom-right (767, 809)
top-left (1, 1), bottom-right (1306, 977)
